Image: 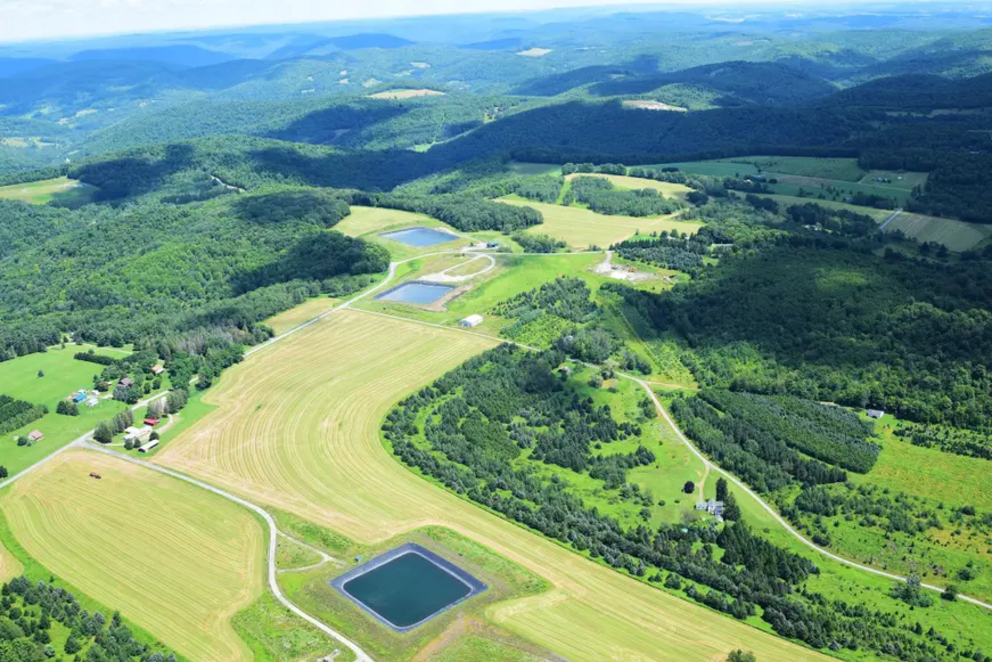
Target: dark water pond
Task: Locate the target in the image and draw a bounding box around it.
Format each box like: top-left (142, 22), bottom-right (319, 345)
top-left (375, 281), bottom-right (454, 305)
top-left (380, 226), bottom-right (458, 247)
top-left (341, 551), bottom-right (474, 629)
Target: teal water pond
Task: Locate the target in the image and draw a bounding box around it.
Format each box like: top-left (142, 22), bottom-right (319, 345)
top-left (342, 552), bottom-right (472, 629)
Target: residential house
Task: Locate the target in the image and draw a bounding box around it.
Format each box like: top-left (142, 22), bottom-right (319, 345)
top-left (27, 430), bottom-right (44, 442)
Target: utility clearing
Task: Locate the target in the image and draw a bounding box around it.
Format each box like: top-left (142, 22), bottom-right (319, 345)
top-left (155, 310), bottom-right (828, 662)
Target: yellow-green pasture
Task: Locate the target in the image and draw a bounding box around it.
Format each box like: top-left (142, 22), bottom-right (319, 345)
top-left (500, 199), bottom-right (702, 250)
top-left (565, 172), bottom-right (693, 200)
top-left (0, 177), bottom-right (96, 205)
top-left (884, 212), bottom-right (990, 252)
top-left (0, 344), bottom-right (129, 476)
top-left (263, 296), bottom-right (340, 336)
top-left (0, 449), bottom-right (265, 662)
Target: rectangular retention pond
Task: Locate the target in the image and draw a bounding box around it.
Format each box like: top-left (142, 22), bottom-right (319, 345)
top-left (375, 281), bottom-right (455, 305)
top-left (331, 543), bottom-right (487, 632)
top-left (380, 226), bottom-right (458, 247)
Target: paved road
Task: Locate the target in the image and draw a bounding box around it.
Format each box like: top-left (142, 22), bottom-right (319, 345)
top-left (82, 443), bottom-right (374, 662)
top-left (878, 208), bottom-right (904, 231)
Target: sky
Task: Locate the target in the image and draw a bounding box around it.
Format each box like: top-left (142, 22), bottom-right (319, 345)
top-left (1, 0), bottom-right (818, 43)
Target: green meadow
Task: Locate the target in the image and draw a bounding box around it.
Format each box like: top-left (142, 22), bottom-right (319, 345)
top-left (0, 344), bottom-right (128, 475)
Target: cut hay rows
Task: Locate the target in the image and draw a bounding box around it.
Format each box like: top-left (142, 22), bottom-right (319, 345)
top-left (884, 212), bottom-right (989, 252)
top-left (1, 449), bottom-right (265, 662)
top-left (263, 297), bottom-right (339, 336)
top-left (0, 536), bottom-right (22, 582)
top-left (157, 311), bottom-right (829, 662)
top-left (501, 199), bottom-right (702, 250)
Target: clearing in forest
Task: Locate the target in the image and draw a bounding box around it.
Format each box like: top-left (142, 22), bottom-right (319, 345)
top-left (0, 344), bottom-right (128, 476)
top-left (0, 177), bottom-right (96, 205)
top-left (565, 173), bottom-right (693, 200)
top-left (0, 449), bottom-right (265, 662)
top-left (500, 199), bottom-right (701, 250)
top-left (883, 212), bottom-right (989, 252)
top-left (155, 310), bottom-right (827, 662)
top-left (623, 100), bottom-right (687, 112)
top-left (368, 89), bottom-right (445, 100)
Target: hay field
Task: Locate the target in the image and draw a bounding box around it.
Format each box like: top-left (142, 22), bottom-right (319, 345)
top-left (1, 449), bottom-right (264, 662)
top-left (0, 177), bottom-right (95, 205)
top-left (565, 173), bottom-right (693, 200)
top-left (884, 212), bottom-right (989, 252)
top-left (263, 297), bottom-right (339, 336)
top-left (157, 311), bottom-right (828, 662)
top-left (501, 199), bottom-right (702, 250)
top-left (0, 536), bottom-right (22, 582)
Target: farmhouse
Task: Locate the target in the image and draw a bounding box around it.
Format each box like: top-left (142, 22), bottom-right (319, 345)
top-left (144, 417), bottom-right (160, 427)
top-left (151, 365), bottom-right (165, 376)
top-left (696, 499), bottom-right (724, 520)
top-left (28, 430), bottom-right (44, 442)
top-left (459, 314), bottom-right (484, 328)
top-left (867, 409), bottom-right (885, 419)
top-left (119, 377), bottom-right (133, 388)
top-left (124, 426), bottom-right (153, 445)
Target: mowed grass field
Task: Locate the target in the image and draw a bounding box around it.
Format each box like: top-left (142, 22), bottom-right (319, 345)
top-left (263, 296), bottom-right (340, 336)
top-left (0, 176), bottom-right (96, 205)
top-left (564, 173), bottom-right (693, 200)
top-left (884, 212), bottom-right (990, 252)
top-left (156, 311), bottom-right (829, 662)
top-left (0, 449), bottom-right (265, 662)
top-left (0, 344), bottom-right (128, 475)
top-left (500, 199), bottom-right (702, 250)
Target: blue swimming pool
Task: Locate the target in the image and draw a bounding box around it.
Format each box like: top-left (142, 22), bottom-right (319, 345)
top-left (375, 282), bottom-right (455, 305)
top-left (380, 226), bottom-right (458, 247)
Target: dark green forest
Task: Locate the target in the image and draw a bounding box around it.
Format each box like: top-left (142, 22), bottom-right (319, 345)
top-left (0, 576), bottom-right (175, 661)
top-left (384, 345), bottom-right (983, 661)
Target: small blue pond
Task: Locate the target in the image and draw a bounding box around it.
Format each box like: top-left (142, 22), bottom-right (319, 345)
top-left (376, 281), bottom-right (455, 305)
top-left (380, 226), bottom-right (457, 247)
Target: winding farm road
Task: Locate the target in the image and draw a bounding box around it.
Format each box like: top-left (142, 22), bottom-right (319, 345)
top-left (346, 289), bottom-right (992, 613)
top-left (81, 443), bottom-right (374, 662)
top-left (3, 247), bottom-right (989, 662)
